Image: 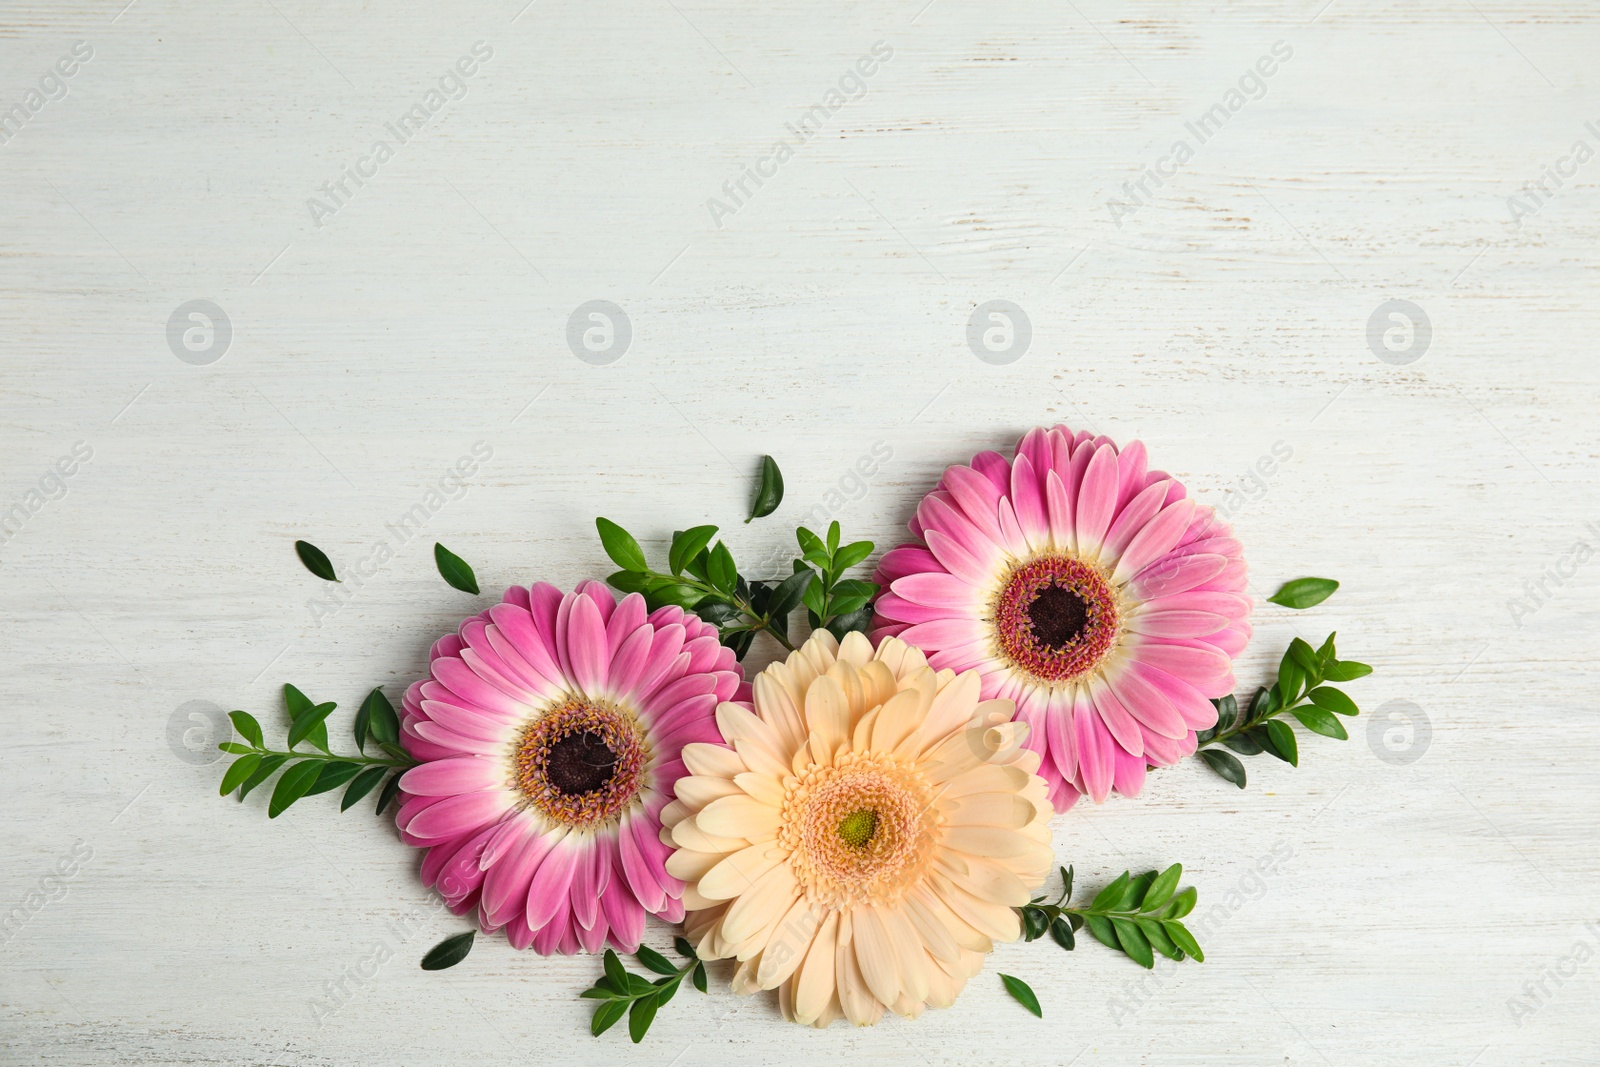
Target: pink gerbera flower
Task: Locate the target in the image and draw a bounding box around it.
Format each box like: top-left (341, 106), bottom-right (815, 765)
top-left (395, 580), bottom-right (746, 954)
top-left (870, 425), bottom-right (1251, 811)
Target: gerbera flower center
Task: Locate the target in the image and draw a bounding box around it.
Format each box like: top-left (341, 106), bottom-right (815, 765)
top-left (512, 697), bottom-right (648, 829)
top-left (781, 754), bottom-right (940, 910)
top-left (993, 555), bottom-right (1121, 684)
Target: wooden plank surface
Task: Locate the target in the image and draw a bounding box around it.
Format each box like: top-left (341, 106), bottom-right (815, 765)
top-left (1, 1), bottom-right (1596, 1064)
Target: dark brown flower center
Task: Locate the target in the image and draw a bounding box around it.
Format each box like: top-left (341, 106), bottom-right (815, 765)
top-left (513, 698), bottom-right (648, 827)
top-left (993, 555), bottom-right (1121, 684)
top-left (1027, 584), bottom-right (1089, 650)
top-left (544, 730), bottom-right (618, 796)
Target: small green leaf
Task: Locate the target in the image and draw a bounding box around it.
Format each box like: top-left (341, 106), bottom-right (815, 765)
top-left (219, 754), bottom-right (262, 796)
top-left (304, 760), bottom-right (362, 796)
top-left (603, 949), bottom-right (628, 990)
top-left (267, 760), bottom-right (325, 818)
top-left (228, 711), bottom-right (263, 749)
top-left (1142, 864), bottom-right (1182, 912)
top-left (1264, 719), bottom-right (1299, 766)
top-left (1246, 685), bottom-right (1273, 721)
top-left (596, 518), bottom-right (648, 572)
top-left (673, 936), bottom-right (697, 960)
top-left (218, 742), bottom-right (255, 755)
top-left (1121, 870), bottom-right (1157, 910)
top-left (1163, 920), bottom-right (1204, 962)
top-left (1292, 706), bottom-right (1349, 740)
top-left (654, 973), bottom-right (679, 1007)
top-left (1111, 917), bottom-right (1154, 969)
top-left (606, 569), bottom-right (653, 594)
top-left (1049, 916), bottom-right (1075, 950)
top-left (1158, 887), bottom-right (1197, 920)
top-left (1287, 637), bottom-right (1320, 678)
top-left (1199, 748), bottom-right (1247, 788)
top-left (361, 688), bottom-right (400, 747)
top-left (1060, 865), bottom-right (1073, 902)
top-left (1138, 918), bottom-right (1182, 961)
top-left (420, 931), bottom-right (475, 970)
top-left (824, 605), bottom-right (874, 641)
top-left (374, 770), bottom-right (403, 815)
top-left (283, 684), bottom-right (329, 753)
top-left (1084, 913), bottom-right (1118, 949)
top-left (746, 455), bottom-right (783, 522)
top-left (1307, 686), bottom-right (1360, 716)
top-left (826, 521), bottom-right (840, 555)
top-left (287, 701), bottom-right (338, 751)
top-left (765, 568), bottom-right (814, 620)
top-left (295, 539), bottom-right (339, 582)
top-left (691, 961), bottom-right (707, 992)
top-left (434, 543), bottom-right (480, 595)
top-left (1212, 695), bottom-right (1238, 734)
top-left (832, 541), bottom-right (874, 572)
top-left (1324, 660), bottom-right (1373, 682)
top-left (1221, 731), bottom-right (1264, 756)
top-left (579, 987), bottom-right (615, 1000)
top-left (591, 999), bottom-right (626, 1036)
top-left (707, 542), bottom-right (737, 594)
top-left (1268, 577), bottom-right (1339, 609)
top-left (636, 946), bottom-right (677, 976)
top-left (1021, 907), bottom-right (1048, 941)
top-left (1277, 659), bottom-right (1304, 706)
top-left (1090, 871), bottom-right (1131, 911)
top-left (627, 993), bottom-right (659, 1043)
top-left (999, 974), bottom-right (1042, 1018)
top-left (668, 526), bottom-right (718, 576)
top-left (238, 754), bottom-right (287, 800)
top-left (342, 765), bottom-right (388, 811)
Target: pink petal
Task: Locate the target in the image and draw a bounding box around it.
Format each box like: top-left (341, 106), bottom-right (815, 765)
top-left (1074, 707), bottom-right (1115, 803)
top-left (526, 838), bottom-right (580, 930)
top-left (406, 791), bottom-right (510, 843)
top-left (401, 756), bottom-right (503, 797)
top-left (1074, 443), bottom-right (1120, 556)
top-left (1103, 663), bottom-right (1187, 740)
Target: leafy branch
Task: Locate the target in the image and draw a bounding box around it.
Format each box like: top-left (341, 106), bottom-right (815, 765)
top-left (1197, 631), bottom-right (1371, 789)
top-left (794, 521), bottom-right (879, 640)
top-left (218, 685), bottom-right (415, 818)
top-left (1018, 864), bottom-right (1204, 970)
top-left (581, 939), bottom-right (708, 1043)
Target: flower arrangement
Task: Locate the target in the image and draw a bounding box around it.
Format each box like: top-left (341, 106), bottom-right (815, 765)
top-left (215, 425), bottom-right (1370, 1040)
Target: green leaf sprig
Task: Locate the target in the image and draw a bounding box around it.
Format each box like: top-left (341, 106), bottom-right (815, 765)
top-left (218, 684), bottom-right (415, 818)
top-left (795, 521), bottom-right (880, 640)
top-left (1197, 631), bottom-right (1372, 788)
top-left (1018, 864), bottom-right (1204, 970)
top-left (581, 939), bottom-right (708, 1043)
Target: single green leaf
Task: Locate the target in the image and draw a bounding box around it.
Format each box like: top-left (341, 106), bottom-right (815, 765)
top-left (603, 949), bottom-right (628, 990)
top-left (826, 521), bottom-right (840, 555)
top-left (434, 543), bottom-right (479, 595)
top-left (1287, 637), bottom-right (1320, 678)
top-left (832, 541), bottom-right (874, 572)
top-left (1292, 706), bottom-right (1349, 740)
top-left (295, 539), bottom-right (339, 582)
top-left (1276, 659), bottom-right (1304, 706)
top-left (824, 605), bottom-right (874, 641)
top-left (1142, 864), bottom-right (1182, 913)
top-left (305, 760), bottom-right (362, 796)
top-left (1111, 917), bottom-right (1155, 969)
top-left (287, 701), bottom-right (338, 751)
top-left (591, 999), bottom-right (626, 1036)
top-left (654, 973), bottom-right (679, 1007)
top-left (627, 993), bottom-right (659, 1043)
top-left (374, 770), bottom-right (403, 815)
top-left (668, 526), bottom-right (718, 576)
top-left (579, 987), bottom-right (615, 1000)
top-left (691, 961), bottom-right (707, 992)
top-left (1163, 920), bottom-right (1204, 962)
top-left (228, 711), bottom-right (263, 749)
top-left (636, 946), bottom-right (677, 976)
top-left (765, 568), bottom-right (814, 620)
top-left (1158, 886), bottom-right (1197, 920)
top-left (1212, 695), bottom-right (1238, 734)
top-left (1307, 686), bottom-right (1360, 716)
top-left (746, 456), bottom-right (783, 523)
top-left (361, 688), bottom-right (400, 747)
top-left (1084, 914), bottom-right (1118, 949)
top-left (673, 936), bottom-right (697, 960)
top-left (1268, 577), bottom-right (1339, 609)
top-left (596, 518), bottom-right (648, 572)
top-left (1246, 685), bottom-right (1274, 722)
top-left (218, 742), bottom-right (255, 755)
top-left (238, 754), bottom-right (288, 800)
top-left (219, 753), bottom-right (262, 796)
top-left (1138, 918), bottom-right (1182, 961)
top-left (1316, 631), bottom-right (1338, 663)
top-left (796, 527), bottom-right (827, 559)
top-left (1221, 731), bottom-right (1264, 756)
top-left (998, 974), bottom-right (1042, 1018)
top-left (420, 931), bottom-right (475, 971)
top-left (1121, 870), bottom-right (1157, 910)
top-left (342, 765), bottom-right (388, 811)
top-left (623, 973), bottom-right (657, 996)
top-left (1061, 865), bottom-right (1074, 902)
top-left (267, 760), bottom-right (325, 818)
top-left (1264, 719), bottom-right (1299, 766)
top-left (1021, 907), bottom-right (1048, 941)
top-left (1324, 660), bottom-right (1373, 682)
top-left (1090, 871), bottom-right (1131, 911)
top-left (824, 593), bottom-right (872, 617)
top-left (707, 542), bottom-right (737, 594)
top-left (1199, 748), bottom-right (1247, 788)
top-left (606, 569), bottom-right (653, 594)
top-left (1049, 916), bottom-right (1075, 950)
top-left (283, 684), bottom-right (329, 753)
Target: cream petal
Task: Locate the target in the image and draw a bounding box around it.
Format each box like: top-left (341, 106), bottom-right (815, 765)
top-left (943, 793), bottom-right (1036, 829)
top-left (900, 892), bottom-right (963, 963)
top-left (945, 825), bottom-right (1053, 863)
top-left (851, 905), bottom-right (903, 1008)
top-left (670, 817), bottom-right (748, 855)
top-left (753, 671), bottom-right (806, 753)
top-left (929, 872), bottom-right (1022, 940)
top-left (880, 905), bottom-right (931, 1005)
top-left (869, 688), bottom-right (925, 754)
top-left (792, 910), bottom-right (840, 1025)
top-left (674, 774), bottom-right (743, 810)
top-left (804, 674), bottom-right (850, 764)
top-left (681, 742), bottom-right (746, 778)
top-left (908, 884), bottom-right (991, 952)
top-left (935, 853), bottom-right (1031, 907)
top-left (756, 896), bottom-right (819, 988)
top-left (716, 702), bottom-right (792, 777)
top-left (734, 770), bottom-right (787, 808)
top-left (834, 912), bottom-right (884, 1027)
top-left (837, 629), bottom-right (873, 667)
top-left (697, 795), bottom-right (781, 841)
top-left (664, 845), bottom-right (723, 883)
top-left (720, 860), bottom-right (799, 944)
top-left (698, 842), bottom-right (784, 901)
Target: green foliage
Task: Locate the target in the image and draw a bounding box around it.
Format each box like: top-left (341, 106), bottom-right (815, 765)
top-left (433, 542), bottom-right (479, 595)
top-left (216, 684), bottom-right (415, 819)
top-left (793, 521), bottom-right (880, 639)
top-left (580, 941), bottom-right (708, 1043)
top-left (294, 539), bottom-right (338, 582)
top-left (1018, 864), bottom-right (1204, 972)
top-left (1197, 630), bottom-right (1371, 789)
top-left (1267, 576), bottom-right (1339, 609)
top-left (746, 455), bottom-right (784, 522)
top-left (999, 974), bottom-right (1041, 1017)
top-left (420, 931), bottom-right (475, 970)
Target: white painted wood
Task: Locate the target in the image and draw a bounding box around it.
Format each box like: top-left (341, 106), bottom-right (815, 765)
top-left (2, 0), bottom-right (1597, 1063)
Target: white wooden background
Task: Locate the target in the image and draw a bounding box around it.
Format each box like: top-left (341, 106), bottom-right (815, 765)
top-left (2, 0), bottom-right (1597, 1063)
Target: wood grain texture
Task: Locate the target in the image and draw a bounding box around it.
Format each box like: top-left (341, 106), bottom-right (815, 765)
top-left (2, 0), bottom-right (1597, 1064)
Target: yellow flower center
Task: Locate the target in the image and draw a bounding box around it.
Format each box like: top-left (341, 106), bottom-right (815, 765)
top-left (781, 752), bottom-right (941, 911)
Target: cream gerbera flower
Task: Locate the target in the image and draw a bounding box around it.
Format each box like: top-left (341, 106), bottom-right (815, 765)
top-left (661, 630), bottom-right (1054, 1027)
